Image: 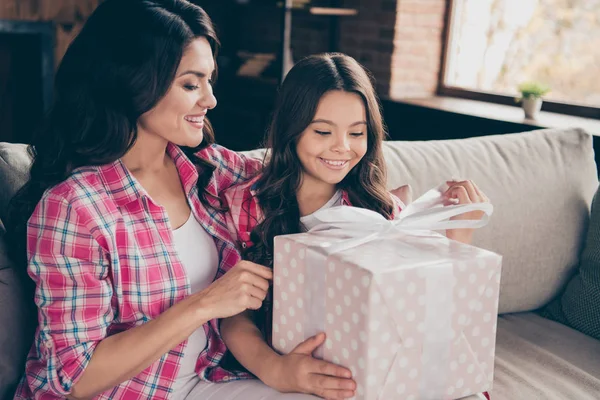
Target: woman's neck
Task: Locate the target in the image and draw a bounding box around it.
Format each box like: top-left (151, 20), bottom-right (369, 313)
top-left (121, 130), bottom-right (170, 176)
top-left (296, 175), bottom-right (338, 217)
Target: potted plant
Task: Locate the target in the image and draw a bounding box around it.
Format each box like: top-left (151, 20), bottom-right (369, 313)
top-left (516, 81), bottom-right (551, 120)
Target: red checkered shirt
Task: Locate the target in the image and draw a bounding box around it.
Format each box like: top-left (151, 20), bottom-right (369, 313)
top-left (222, 176), bottom-right (404, 342)
top-left (14, 143), bottom-right (261, 400)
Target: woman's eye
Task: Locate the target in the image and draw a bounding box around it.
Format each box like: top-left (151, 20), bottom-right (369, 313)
top-left (315, 130), bottom-right (331, 135)
top-left (350, 132), bottom-right (365, 137)
top-left (184, 84), bottom-right (200, 91)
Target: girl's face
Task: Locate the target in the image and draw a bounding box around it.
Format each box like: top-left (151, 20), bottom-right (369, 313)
top-left (296, 90), bottom-right (368, 188)
top-left (137, 37), bottom-right (217, 148)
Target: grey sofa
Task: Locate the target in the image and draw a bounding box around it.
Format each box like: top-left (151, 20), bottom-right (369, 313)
top-left (1, 127), bottom-right (599, 399)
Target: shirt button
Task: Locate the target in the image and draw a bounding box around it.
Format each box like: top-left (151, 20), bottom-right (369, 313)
top-left (241, 242), bottom-right (247, 249)
top-left (45, 341), bottom-right (53, 349)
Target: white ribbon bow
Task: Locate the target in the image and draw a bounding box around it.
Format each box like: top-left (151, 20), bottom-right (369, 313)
top-left (308, 183), bottom-right (493, 235)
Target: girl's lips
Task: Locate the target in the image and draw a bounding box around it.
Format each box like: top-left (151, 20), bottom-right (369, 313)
top-left (319, 157), bottom-right (350, 170)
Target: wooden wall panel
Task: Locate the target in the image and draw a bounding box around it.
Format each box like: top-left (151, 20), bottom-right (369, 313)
top-left (0, 0), bottom-right (103, 65)
top-left (0, 37), bottom-right (13, 142)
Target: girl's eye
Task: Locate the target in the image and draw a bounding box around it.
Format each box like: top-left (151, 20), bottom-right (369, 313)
top-left (315, 130), bottom-right (331, 135)
top-left (350, 132), bottom-right (365, 137)
top-left (184, 84), bottom-right (200, 91)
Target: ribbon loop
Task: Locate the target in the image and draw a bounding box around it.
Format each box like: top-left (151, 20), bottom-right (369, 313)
top-left (309, 184), bottom-right (494, 237)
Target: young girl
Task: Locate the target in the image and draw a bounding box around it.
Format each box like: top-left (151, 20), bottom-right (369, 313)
top-left (220, 53), bottom-right (490, 399)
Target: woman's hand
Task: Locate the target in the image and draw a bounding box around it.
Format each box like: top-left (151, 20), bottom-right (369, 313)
top-left (444, 179), bottom-right (490, 245)
top-left (264, 333), bottom-right (356, 399)
top-left (193, 260), bottom-right (272, 320)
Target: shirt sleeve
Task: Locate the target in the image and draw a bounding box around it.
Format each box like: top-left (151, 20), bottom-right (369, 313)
top-left (389, 192), bottom-right (405, 219)
top-left (26, 193), bottom-right (113, 396)
top-left (199, 144), bottom-right (262, 194)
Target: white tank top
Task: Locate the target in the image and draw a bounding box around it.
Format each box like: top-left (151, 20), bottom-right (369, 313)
top-left (171, 213), bottom-right (219, 392)
top-left (299, 190), bottom-right (343, 231)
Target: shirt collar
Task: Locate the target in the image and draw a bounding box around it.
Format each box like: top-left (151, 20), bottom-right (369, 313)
top-left (97, 143), bottom-right (199, 208)
top-left (340, 190), bottom-right (351, 206)
top-left (249, 179), bottom-right (352, 204)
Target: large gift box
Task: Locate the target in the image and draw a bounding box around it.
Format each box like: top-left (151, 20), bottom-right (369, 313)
top-left (272, 189), bottom-right (501, 400)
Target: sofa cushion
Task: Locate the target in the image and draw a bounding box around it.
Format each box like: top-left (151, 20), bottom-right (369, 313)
top-left (381, 128), bottom-right (598, 313)
top-left (542, 186), bottom-right (600, 340)
top-left (243, 128), bottom-right (598, 314)
top-left (0, 230), bottom-right (36, 399)
top-left (0, 142), bottom-right (31, 223)
top-left (491, 312), bottom-right (600, 400)
top-left (0, 143), bottom-right (34, 397)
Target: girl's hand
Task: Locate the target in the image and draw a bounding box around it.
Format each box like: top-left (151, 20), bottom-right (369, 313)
top-left (266, 333), bottom-right (356, 399)
top-left (390, 184), bottom-right (413, 206)
top-left (444, 179), bottom-right (490, 245)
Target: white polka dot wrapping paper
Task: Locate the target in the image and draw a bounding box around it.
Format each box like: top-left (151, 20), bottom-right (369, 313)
top-left (272, 186), bottom-right (502, 400)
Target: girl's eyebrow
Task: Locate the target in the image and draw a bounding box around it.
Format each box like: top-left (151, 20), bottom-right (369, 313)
top-left (311, 119), bottom-right (367, 127)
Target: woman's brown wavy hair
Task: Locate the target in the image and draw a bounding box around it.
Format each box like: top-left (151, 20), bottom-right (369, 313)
top-left (244, 53), bottom-right (394, 268)
top-left (6, 0), bottom-right (221, 272)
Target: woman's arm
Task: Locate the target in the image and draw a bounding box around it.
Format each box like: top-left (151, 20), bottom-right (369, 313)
top-left (29, 194), bottom-right (271, 399)
top-left (69, 261), bottom-right (270, 399)
top-left (68, 293), bottom-right (211, 400)
top-left (198, 144), bottom-right (263, 193)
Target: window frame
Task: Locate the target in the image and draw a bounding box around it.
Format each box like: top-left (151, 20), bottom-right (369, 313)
top-left (438, 0), bottom-right (600, 120)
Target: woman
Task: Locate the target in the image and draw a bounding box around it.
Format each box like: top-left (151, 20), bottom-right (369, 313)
top-left (6, 1), bottom-right (305, 399)
top-left (221, 53), bottom-right (490, 399)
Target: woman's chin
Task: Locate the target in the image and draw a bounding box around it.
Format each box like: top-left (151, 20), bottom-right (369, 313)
top-left (177, 131), bottom-right (204, 148)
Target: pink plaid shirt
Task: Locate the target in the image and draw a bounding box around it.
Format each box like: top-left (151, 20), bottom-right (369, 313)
top-left (222, 176), bottom-right (404, 342)
top-left (15, 143), bottom-right (260, 400)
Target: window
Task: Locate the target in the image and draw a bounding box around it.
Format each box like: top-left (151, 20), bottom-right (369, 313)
top-left (441, 0), bottom-right (600, 117)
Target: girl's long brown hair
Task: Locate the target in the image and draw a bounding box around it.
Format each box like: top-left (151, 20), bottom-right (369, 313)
top-left (245, 53), bottom-right (394, 268)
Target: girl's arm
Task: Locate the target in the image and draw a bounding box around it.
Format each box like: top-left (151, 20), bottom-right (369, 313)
top-left (219, 182), bottom-right (355, 398)
top-left (220, 312), bottom-right (356, 399)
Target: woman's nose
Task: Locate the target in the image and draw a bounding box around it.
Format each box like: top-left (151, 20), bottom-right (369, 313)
top-left (198, 87), bottom-right (217, 110)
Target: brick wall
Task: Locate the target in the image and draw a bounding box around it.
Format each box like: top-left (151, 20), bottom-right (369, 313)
top-left (291, 13), bottom-right (332, 60)
top-left (289, 0), bottom-right (449, 98)
top-left (337, 0), bottom-right (397, 95)
top-left (209, 0), bottom-right (448, 99)
top-left (391, 0), bottom-right (448, 98)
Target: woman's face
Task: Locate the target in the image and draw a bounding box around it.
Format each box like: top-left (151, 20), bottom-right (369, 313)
top-left (137, 37), bottom-right (217, 148)
top-left (295, 90), bottom-right (368, 188)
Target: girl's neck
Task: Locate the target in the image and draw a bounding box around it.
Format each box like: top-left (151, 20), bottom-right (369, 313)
top-left (296, 175), bottom-right (338, 217)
